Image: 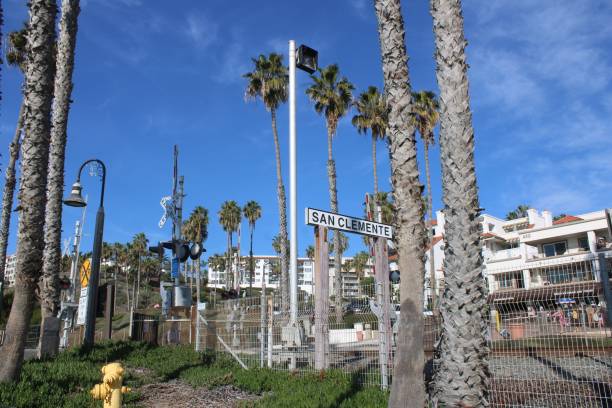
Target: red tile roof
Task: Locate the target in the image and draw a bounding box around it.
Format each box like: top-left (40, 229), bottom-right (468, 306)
top-left (553, 215), bottom-right (583, 225)
top-left (426, 235), bottom-right (444, 250)
top-left (428, 219), bottom-right (438, 226)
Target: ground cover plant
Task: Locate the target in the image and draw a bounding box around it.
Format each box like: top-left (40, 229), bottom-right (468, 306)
top-left (0, 341), bottom-right (388, 407)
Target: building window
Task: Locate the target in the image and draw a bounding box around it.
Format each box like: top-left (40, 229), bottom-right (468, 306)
top-left (578, 236), bottom-right (590, 251)
top-left (543, 241), bottom-right (567, 257)
top-left (488, 223), bottom-right (495, 232)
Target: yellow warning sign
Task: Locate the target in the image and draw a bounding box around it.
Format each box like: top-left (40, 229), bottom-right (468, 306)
top-left (80, 258), bottom-right (91, 287)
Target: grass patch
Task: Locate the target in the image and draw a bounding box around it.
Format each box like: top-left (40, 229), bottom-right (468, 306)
top-left (0, 341), bottom-right (387, 407)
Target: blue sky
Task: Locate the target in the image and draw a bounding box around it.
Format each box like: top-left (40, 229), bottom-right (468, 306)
top-left (2, 0), bottom-right (612, 260)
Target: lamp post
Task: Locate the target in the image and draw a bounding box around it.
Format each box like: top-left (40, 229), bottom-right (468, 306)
top-left (64, 159), bottom-right (107, 347)
top-left (288, 41), bottom-right (318, 327)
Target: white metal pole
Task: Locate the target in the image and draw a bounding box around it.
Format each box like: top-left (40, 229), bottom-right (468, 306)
top-left (289, 40), bottom-right (298, 325)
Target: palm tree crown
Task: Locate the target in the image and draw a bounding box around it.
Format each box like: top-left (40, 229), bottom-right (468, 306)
top-left (410, 90), bottom-right (440, 147)
top-left (244, 53), bottom-right (288, 111)
top-left (352, 86), bottom-right (388, 141)
top-left (306, 64), bottom-right (354, 133)
top-left (243, 201), bottom-right (262, 229)
top-left (184, 206), bottom-right (209, 243)
top-left (218, 201), bottom-right (242, 233)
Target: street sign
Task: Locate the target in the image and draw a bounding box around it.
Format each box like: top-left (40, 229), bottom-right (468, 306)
top-left (76, 287), bottom-right (88, 325)
top-left (80, 258), bottom-right (91, 287)
top-left (305, 208), bottom-right (393, 239)
top-left (171, 257), bottom-right (179, 279)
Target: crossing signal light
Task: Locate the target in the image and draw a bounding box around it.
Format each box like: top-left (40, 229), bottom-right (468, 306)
top-left (189, 243), bottom-right (205, 260)
top-left (389, 270), bottom-right (400, 284)
top-left (149, 243), bottom-right (164, 257)
top-left (59, 277), bottom-right (71, 290)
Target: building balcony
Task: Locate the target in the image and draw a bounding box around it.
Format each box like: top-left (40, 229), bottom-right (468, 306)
top-left (485, 247), bottom-right (522, 263)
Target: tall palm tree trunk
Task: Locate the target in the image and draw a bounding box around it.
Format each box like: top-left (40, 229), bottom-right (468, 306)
top-left (373, 0), bottom-right (427, 405)
top-left (430, 0), bottom-right (489, 405)
top-left (423, 141), bottom-right (437, 312)
top-left (124, 267), bottom-right (130, 311)
top-left (326, 126), bottom-right (343, 323)
top-left (0, 0), bottom-right (57, 383)
top-left (271, 109), bottom-right (289, 312)
top-left (135, 255), bottom-right (141, 309)
top-left (0, 102), bottom-right (25, 315)
top-left (227, 233), bottom-right (233, 290)
top-left (249, 226), bottom-right (254, 295)
top-left (371, 135), bottom-right (378, 195)
top-left (39, 0), bottom-right (80, 358)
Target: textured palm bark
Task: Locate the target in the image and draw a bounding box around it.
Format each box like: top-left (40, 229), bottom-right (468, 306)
top-left (0, 102), bottom-right (25, 302)
top-left (373, 0), bottom-right (427, 405)
top-left (424, 142), bottom-right (437, 311)
top-left (271, 109), bottom-right (289, 313)
top-left (0, 0), bottom-right (57, 383)
top-left (39, 0), bottom-right (80, 358)
top-left (326, 126), bottom-right (343, 323)
top-left (430, 0), bottom-right (490, 406)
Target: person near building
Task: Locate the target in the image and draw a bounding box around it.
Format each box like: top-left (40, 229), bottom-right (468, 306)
top-left (587, 304), bottom-right (595, 328)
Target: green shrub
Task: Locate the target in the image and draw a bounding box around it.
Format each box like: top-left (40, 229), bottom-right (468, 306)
top-left (0, 341), bottom-right (387, 408)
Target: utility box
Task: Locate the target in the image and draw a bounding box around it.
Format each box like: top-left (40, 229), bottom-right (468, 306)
top-left (174, 285), bottom-right (192, 308)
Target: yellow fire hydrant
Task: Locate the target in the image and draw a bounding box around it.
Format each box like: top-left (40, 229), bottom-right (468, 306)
top-left (90, 362), bottom-right (130, 408)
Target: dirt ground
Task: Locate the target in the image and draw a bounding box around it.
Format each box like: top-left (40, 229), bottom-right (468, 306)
top-left (136, 380), bottom-right (262, 408)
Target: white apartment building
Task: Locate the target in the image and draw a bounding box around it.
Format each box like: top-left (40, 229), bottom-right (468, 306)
top-left (3, 254), bottom-right (17, 288)
top-left (207, 255), bottom-right (372, 298)
top-left (425, 208), bottom-right (612, 309)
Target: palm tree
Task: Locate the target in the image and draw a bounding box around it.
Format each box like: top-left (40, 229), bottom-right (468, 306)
top-left (410, 90), bottom-right (440, 312)
top-left (306, 64), bottom-right (354, 322)
top-left (39, 0), bottom-right (81, 358)
top-left (305, 245), bottom-right (315, 260)
top-left (243, 201), bottom-right (261, 295)
top-left (0, 0), bottom-right (57, 383)
top-left (506, 204), bottom-right (530, 220)
top-left (218, 201), bottom-right (241, 290)
top-left (352, 251), bottom-right (370, 281)
top-left (183, 206), bottom-right (209, 303)
top-left (130, 233), bottom-right (148, 309)
top-left (244, 53), bottom-right (290, 310)
top-left (430, 0), bottom-right (490, 404)
top-left (352, 86), bottom-right (388, 195)
top-left (0, 25), bottom-right (28, 315)
top-left (373, 0), bottom-right (427, 404)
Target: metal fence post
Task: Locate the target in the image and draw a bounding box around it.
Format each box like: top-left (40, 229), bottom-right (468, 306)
top-left (376, 281), bottom-right (389, 390)
top-left (597, 253), bottom-right (612, 327)
top-left (267, 296), bottom-right (273, 368)
top-left (260, 289), bottom-right (267, 368)
top-left (195, 306), bottom-right (201, 352)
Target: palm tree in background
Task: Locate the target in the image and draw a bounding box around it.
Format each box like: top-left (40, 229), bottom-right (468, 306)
top-left (183, 206), bottom-right (209, 302)
top-left (130, 233), bottom-right (148, 309)
top-left (0, 25), bottom-right (28, 313)
top-left (410, 90), bottom-right (440, 312)
top-left (243, 201), bottom-right (261, 295)
top-left (39, 0), bottom-right (81, 358)
top-left (244, 53), bottom-right (290, 310)
top-left (506, 204), bottom-right (530, 220)
top-left (374, 0), bottom-right (427, 403)
top-left (352, 86), bottom-right (388, 195)
top-left (0, 0), bottom-right (58, 382)
top-left (218, 201), bottom-right (241, 290)
top-left (306, 64), bottom-right (354, 322)
top-left (305, 245), bottom-right (315, 260)
top-left (431, 0), bottom-right (490, 404)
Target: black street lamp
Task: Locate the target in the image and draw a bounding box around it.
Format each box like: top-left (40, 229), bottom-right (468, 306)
top-left (64, 159), bottom-right (106, 347)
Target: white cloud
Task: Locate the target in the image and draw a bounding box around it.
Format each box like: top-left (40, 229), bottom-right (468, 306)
top-left (184, 13), bottom-right (219, 49)
top-left (349, 0), bottom-right (368, 19)
top-left (466, 0), bottom-right (612, 214)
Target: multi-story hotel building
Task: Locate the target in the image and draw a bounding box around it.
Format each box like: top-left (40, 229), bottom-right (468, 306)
top-left (207, 255), bottom-right (372, 298)
top-left (425, 208), bottom-right (612, 309)
top-left (3, 254), bottom-right (17, 288)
